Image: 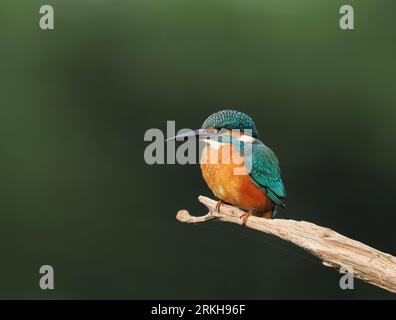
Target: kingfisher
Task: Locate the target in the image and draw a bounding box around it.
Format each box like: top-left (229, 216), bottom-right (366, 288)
top-left (168, 110), bottom-right (286, 224)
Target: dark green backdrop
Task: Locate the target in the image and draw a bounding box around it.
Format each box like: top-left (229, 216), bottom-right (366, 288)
top-left (0, 0), bottom-right (395, 299)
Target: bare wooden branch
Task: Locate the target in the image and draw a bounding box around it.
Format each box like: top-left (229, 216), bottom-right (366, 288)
top-left (176, 196), bottom-right (396, 293)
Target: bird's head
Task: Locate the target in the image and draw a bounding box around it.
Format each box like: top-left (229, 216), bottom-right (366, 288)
top-left (166, 109), bottom-right (259, 145)
top-left (201, 109), bottom-right (259, 139)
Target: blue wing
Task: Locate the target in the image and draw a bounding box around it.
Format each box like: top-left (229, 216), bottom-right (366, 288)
top-left (244, 140), bottom-right (286, 208)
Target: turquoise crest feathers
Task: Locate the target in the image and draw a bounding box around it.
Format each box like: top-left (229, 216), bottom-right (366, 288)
top-left (201, 109), bottom-right (260, 138)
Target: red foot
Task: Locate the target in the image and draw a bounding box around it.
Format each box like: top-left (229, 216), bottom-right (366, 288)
top-left (240, 211), bottom-right (253, 226)
top-left (215, 201), bottom-right (224, 213)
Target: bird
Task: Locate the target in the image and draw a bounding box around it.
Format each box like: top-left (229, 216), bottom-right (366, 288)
top-left (168, 109), bottom-right (286, 225)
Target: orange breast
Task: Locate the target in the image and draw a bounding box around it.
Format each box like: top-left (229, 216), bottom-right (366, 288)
top-left (200, 143), bottom-right (274, 211)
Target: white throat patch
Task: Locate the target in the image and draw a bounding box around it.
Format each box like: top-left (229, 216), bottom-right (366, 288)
top-left (238, 135), bottom-right (255, 143)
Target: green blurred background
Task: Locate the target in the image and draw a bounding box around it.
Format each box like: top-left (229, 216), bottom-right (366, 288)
top-left (0, 0), bottom-right (395, 299)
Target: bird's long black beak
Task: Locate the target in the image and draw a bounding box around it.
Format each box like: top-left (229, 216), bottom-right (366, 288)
top-left (166, 129), bottom-right (216, 142)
